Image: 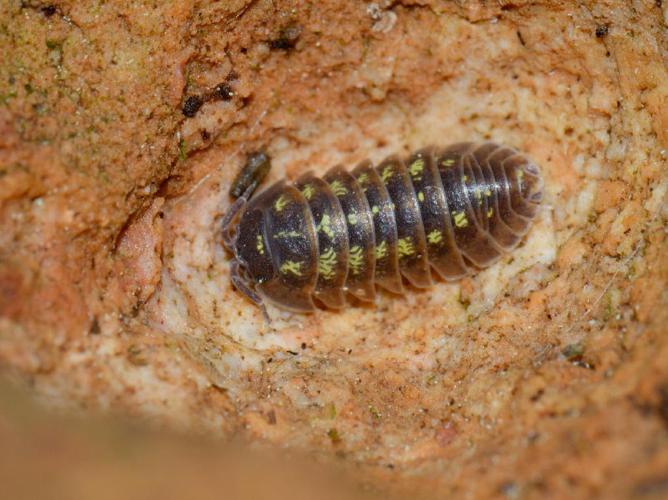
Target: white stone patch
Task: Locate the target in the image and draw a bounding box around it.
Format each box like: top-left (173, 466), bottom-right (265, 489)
top-left (467, 209), bottom-right (557, 317)
top-left (645, 179), bottom-right (668, 215)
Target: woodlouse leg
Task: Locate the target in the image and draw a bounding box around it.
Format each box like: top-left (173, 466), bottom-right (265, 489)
top-left (230, 260), bottom-right (270, 322)
top-left (221, 195), bottom-right (246, 250)
top-left (221, 182), bottom-right (258, 251)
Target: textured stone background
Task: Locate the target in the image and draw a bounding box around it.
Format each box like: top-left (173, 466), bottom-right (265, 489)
top-left (1, 1), bottom-right (667, 498)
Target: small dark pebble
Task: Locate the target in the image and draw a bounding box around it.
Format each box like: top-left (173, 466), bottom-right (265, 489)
top-left (327, 428), bottom-right (341, 444)
top-left (516, 30), bottom-right (526, 46)
top-left (287, 350), bottom-right (298, 356)
top-left (269, 23), bottom-right (302, 51)
top-left (530, 389), bottom-right (545, 402)
top-left (562, 342), bottom-right (594, 369)
top-left (200, 129), bottom-right (210, 141)
top-left (89, 317), bottom-right (100, 335)
top-left (595, 24), bottom-right (609, 38)
top-left (182, 95), bottom-right (203, 117)
top-left (42, 5), bottom-right (57, 17)
top-left (130, 303), bottom-right (140, 318)
top-left (301, 342), bottom-right (306, 350)
top-left (561, 342), bottom-right (584, 361)
top-left (214, 83), bottom-right (234, 101)
top-left (269, 38), bottom-right (294, 50)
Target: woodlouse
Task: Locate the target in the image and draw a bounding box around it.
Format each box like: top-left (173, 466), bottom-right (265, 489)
top-left (222, 142), bottom-right (543, 313)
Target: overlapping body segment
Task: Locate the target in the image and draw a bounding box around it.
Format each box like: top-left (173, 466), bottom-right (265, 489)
top-left (352, 161), bottom-right (403, 294)
top-left (224, 142), bottom-right (543, 313)
top-left (240, 181), bottom-right (319, 311)
top-left (294, 174), bottom-right (349, 308)
top-left (379, 156), bottom-right (432, 288)
top-left (323, 166), bottom-right (376, 302)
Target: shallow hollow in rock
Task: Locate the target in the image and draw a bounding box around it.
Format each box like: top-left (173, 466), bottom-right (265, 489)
top-left (1, 1), bottom-right (667, 498)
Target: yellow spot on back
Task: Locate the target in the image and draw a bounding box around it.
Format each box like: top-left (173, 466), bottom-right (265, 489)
top-left (256, 234), bottom-right (265, 254)
top-left (487, 207), bottom-right (494, 218)
top-left (371, 205), bottom-right (380, 215)
top-left (329, 180), bottom-right (348, 197)
top-left (279, 260), bottom-right (302, 276)
top-left (461, 174), bottom-right (469, 182)
top-left (356, 172), bottom-right (370, 186)
top-left (316, 214), bottom-right (335, 239)
top-left (318, 247), bottom-right (337, 280)
top-left (374, 240), bottom-right (388, 259)
top-left (349, 245), bottom-right (364, 275)
top-left (427, 229), bottom-right (443, 245)
top-left (417, 191), bottom-right (425, 202)
top-left (441, 158), bottom-right (455, 167)
top-left (474, 187), bottom-right (484, 206)
top-left (408, 158), bottom-right (424, 179)
top-left (347, 213), bottom-right (358, 225)
top-left (274, 194), bottom-right (289, 212)
top-left (397, 237), bottom-right (415, 258)
top-left (301, 184), bottom-right (316, 200)
top-left (484, 188), bottom-right (492, 197)
top-left (516, 169), bottom-right (526, 191)
top-left (453, 211), bottom-right (469, 228)
top-left (274, 230), bottom-right (301, 239)
top-left (381, 165), bottom-right (394, 183)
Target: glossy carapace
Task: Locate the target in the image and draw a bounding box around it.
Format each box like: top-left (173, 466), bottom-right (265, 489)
top-left (222, 142), bottom-right (543, 313)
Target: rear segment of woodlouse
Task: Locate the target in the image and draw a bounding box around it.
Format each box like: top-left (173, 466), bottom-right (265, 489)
top-left (223, 142), bottom-right (543, 313)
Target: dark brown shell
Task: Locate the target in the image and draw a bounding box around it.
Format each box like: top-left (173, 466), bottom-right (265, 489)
top-left (229, 142), bottom-right (543, 312)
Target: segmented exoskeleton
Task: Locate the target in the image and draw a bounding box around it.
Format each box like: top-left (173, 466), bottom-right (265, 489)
top-left (222, 142), bottom-right (543, 313)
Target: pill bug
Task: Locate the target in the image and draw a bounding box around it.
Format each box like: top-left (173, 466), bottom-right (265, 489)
top-left (222, 142), bottom-right (543, 313)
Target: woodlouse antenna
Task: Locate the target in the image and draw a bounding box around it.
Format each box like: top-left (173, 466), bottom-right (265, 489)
top-left (229, 150), bottom-right (272, 199)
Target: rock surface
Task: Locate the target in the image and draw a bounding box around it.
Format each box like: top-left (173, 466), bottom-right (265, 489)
top-left (1, 1), bottom-right (667, 497)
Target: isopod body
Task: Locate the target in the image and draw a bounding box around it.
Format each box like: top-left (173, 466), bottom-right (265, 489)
top-left (222, 142), bottom-right (543, 312)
